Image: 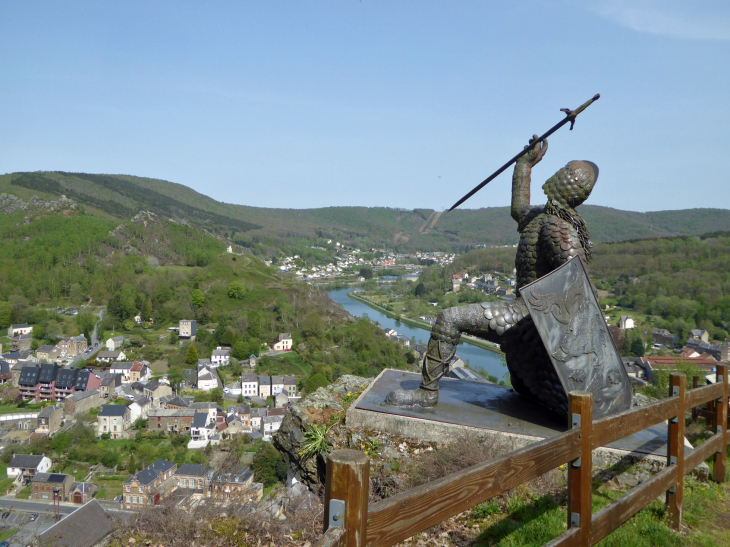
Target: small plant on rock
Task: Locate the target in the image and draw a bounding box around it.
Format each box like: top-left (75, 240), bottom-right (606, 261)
top-left (300, 421), bottom-right (336, 460)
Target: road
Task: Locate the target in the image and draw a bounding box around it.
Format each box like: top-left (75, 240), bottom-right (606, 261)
top-left (0, 496), bottom-right (127, 516)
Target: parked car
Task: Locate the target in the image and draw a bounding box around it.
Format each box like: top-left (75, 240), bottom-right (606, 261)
top-left (29, 513), bottom-right (38, 521)
top-left (2, 511), bottom-right (10, 518)
top-left (0, 540), bottom-right (9, 547)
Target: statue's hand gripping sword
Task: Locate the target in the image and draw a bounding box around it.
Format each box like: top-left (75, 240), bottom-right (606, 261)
top-left (448, 93), bottom-right (600, 212)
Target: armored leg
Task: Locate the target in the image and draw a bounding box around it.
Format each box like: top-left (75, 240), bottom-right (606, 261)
top-left (384, 300), bottom-right (528, 408)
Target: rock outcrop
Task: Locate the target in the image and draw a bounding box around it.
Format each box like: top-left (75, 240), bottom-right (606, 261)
top-left (0, 193), bottom-right (78, 215)
top-left (273, 375), bottom-right (372, 495)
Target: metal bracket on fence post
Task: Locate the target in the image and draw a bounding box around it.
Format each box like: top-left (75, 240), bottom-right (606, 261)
top-left (570, 513), bottom-right (580, 527)
top-left (571, 413), bottom-right (581, 468)
top-left (668, 485), bottom-right (676, 494)
top-left (328, 499), bottom-right (345, 530)
top-left (670, 456), bottom-right (677, 466)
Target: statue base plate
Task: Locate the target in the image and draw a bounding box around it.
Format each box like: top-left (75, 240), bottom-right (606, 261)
top-left (349, 369), bottom-right (684, 459)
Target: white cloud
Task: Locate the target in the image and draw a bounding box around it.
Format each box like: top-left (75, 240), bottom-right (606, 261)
top-left (589, 0), bottom-right (730, 40)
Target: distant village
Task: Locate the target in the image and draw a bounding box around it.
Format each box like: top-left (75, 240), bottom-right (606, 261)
top-left (0, 318), bottom-right (312, 544)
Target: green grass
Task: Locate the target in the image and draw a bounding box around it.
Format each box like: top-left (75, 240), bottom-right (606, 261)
top-left (0, 528), bottom-right (17, 542)
top-left (463, 450), bottom-right (730, 547)
top-left (95, 478), bottom-right (125, 499)
top-left (14, 487), bottom-right (30, 500)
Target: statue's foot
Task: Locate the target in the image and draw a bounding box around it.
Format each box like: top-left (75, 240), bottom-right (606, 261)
top-left (384, 387), bottom-right (438, 408)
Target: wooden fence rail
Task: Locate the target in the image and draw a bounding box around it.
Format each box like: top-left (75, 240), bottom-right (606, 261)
top-left (316, 364), bottom-right (729, 547)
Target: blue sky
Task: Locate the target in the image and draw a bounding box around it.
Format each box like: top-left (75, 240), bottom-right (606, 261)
top-left (1, 1), bottom-right (729, 212)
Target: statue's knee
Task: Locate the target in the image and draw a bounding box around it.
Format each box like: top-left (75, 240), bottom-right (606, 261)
top-left (431, 312), bottom-right (462, 345)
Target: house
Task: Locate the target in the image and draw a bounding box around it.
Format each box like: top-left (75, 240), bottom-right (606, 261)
top-left (123, 459), bottom-right (178, 510)
top-left (147, 408), bottom-right (196, 433)
top-left (244, 354), bottom-right (257, 369)
top-left (208, 467), bottom-right (263, 503)
top-left (189, 411), bottom-right (215, 448)
top-left (36, 363), bottom-right (61, 402)
top-left (689, 329), bottom-right (710, 343)
top-left (129, 396), bottom-right (151, 423)
top-left (106, 336), bottom-right (126, 351)
top-left (619, 316), bottom-right (635, 330)
top-left (395, 334), bottom-right (410, 346)
top-left (165, 396), bottom-right (191, 409)
top-left (130, 361), bottom-right (151, 383)
top-left (261, 415), bottom-right (283, 440)
top-left (64, 389), bottom-right (102, 416)
top-left (36, 405), bottom-right (63, 435)
top-left (11, 333), bottom-right (33, 352)
top-left (249, 407), bottom-right (267, 431)
top-left (99, 373), bottom-right (122, 398)
top-left (38, 499), bottom-right (114, 547)
top-left (7, 454), bottom-right (52, 479)
top-left (18, 365), bottom-right (41, 401)
top-left (31, 472), bottom-right (74, 501)
top-left (0, 360), bottom-right (11, 385)
top-left (69, 482), bottom-right (98, 504)
top-left (110, 361), bottom-right (137, 381)
top-left (272, 333), bottom-right (293, 352)
top-left (54, 368), bottom-right (79, 400)
top-left (75, 369), bottom-right (102, 392)
top-left (197, 365), bottom-right (218, 391)
top-left (283, 376), bottom-right (297, 397)
top-left (451, 275), bottom-right (462, 292)
top-left (8, 324), bottom-right (32, 337)
top-left (144, 381), bottom-right (172, 406)
top-left (211, 346), bottom-right (231, 367)
top-left (97, 405), bottom-right (131, 439)
top-left (242, 374), bottom-right (258, 397)
top-left (174, 463), bottom-right (212, 492)
top-left (96, 350), bottom-right (126, 363)
top-left (57, 335), bottom-right (88, 357)
top-left (258, 375), bottom-right (271, 398)
top-left (274, 392), bottom-right (289, 408)
top-left (271, 375), bottom-right (285, 396)
top-left (652, 328), bottom-right (679, 348)
top-left (179, 319), bottom-right (197, 340)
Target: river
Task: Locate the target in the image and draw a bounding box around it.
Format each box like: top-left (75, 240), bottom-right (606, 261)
top-left (327, 288), bottom-right (507, 380)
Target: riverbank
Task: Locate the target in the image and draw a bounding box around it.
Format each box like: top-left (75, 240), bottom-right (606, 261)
top-left (347, 292), bottom-right (503, 354)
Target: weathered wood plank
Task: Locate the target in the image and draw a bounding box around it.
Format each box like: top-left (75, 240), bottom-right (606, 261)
top-left (666, 374), bottom-right (686, 530)
top-left (542, 526), bottom-right (580, 547)
top-left (686, 382), bottom-right (723, 410)
top-left (697, 408), bottom-right (716, 421)
top-left (591, 397), bottom-right (676, 449)
top-left (591, 466), bottom-right (677, 545)
top-left (365, 429), bottom-right (582, 547)
top-left (713, 364), bottom-right (728, 483)
top-left (315, 527), bottom-right (346, 547)
top-left (324, 450), bottom-right (370, 547)
top-left (567, 392), bottom-right (592, 546)
top-left (684, 433), bottom-right (723, 475)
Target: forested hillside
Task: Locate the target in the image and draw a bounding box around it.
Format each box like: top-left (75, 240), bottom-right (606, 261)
top-left (2, 171), bottom-right (730, 254)
top-left (0, 204), bottom-right (412, 387)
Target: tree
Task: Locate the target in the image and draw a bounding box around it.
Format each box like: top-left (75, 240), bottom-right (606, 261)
top-left (227, 282), bottom-right (246, 299)
top-left (630, 337), bottom-right (645, 357)
top-left (0, 302), bottom-right (12, 329)
top-left (191, 289), bottom-right (205, 308)
top-left (102, 451), bottom-right (119, 468)
top-left (129, 454), bottom-right (136, 474)
top-left (186, 345), bottom-right (199, 365)
top-left (302, 313), bottom-right (325, 339)
top-left (210, 387), bottom-right (224, 404)
top-left (414, 282), bottom-right (427, 297)
top-left (142, 297), bottom-right (152, 321)
top-left (304, 373), bottom-right (329, 394)
top-left (232, 341), bottom-right (249, 360)
top-left (252, 444), bottom-right (288, 487)
top-left (359, 266), bottom-right (373, 279)
top-left (168, 368), bottom-right (184, 392)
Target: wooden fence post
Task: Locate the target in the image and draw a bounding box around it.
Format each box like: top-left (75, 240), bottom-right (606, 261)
top-left (666, 373), bottom-right (686, 530)
top-left (714, 364), bottom-right (728, 483)
top-left (323, 450), bottom-right (370, 547)
top-left (691, 376), bottom-right (700, 423)
top-left (567, 391), bottom-right (593, 546)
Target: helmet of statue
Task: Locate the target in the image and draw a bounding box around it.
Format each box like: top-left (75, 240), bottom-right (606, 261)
top-left (542, 161), bottom-right (598, 208)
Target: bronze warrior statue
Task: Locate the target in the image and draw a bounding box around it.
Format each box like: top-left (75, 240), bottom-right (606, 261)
top-left (385, 136), bottom-right (599, 417)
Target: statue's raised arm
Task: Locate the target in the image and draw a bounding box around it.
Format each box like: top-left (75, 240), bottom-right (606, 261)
top-left (511, 135), bottom-right (547, 226)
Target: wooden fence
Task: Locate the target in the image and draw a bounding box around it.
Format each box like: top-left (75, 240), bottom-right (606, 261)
top-left (315, 364), bottom-right (729, 547)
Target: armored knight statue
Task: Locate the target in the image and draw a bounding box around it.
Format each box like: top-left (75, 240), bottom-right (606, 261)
top-left (385, 135), bottom-right (600, 417)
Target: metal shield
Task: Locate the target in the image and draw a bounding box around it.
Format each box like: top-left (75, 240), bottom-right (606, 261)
top-left (521, 257), bottom-right (632, 418)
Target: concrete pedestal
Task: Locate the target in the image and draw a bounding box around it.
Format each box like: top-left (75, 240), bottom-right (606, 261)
top-left (347, 369), bottom-right (690, 468)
